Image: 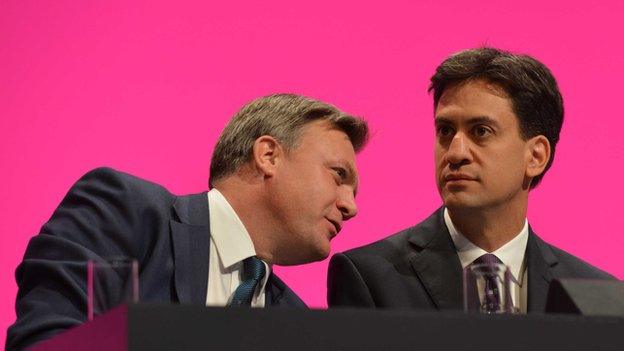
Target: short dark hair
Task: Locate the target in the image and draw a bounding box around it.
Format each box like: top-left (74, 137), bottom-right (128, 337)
top-left (429, 47), bottom-right (564, 188)
top-left (209, 94), bottom-right (369, 187)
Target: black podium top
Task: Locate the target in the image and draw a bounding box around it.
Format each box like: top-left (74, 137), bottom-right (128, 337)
top-left (30, 304), bottom-right (624, 351)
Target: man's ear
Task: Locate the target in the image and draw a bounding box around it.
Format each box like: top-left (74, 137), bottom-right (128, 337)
top-left (252, 135), bottom-right (283, 177)
top-left (525, 135), bottom-right (551, 178)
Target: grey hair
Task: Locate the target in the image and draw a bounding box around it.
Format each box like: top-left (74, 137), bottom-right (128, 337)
top-left (209, 93), bottom-right (369, 187)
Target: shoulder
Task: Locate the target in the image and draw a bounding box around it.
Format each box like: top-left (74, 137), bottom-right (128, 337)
top-left (75, 167), bottom-right (173, 196)
top-left (339, 208), bottom-right (444, 263)
top-left (67, 167), bottom-right (176, 211)
top-left (549, 245), bottom-right (616, 280)
top-left (340, 226), bottom-right (418, 262)
top-left (328, 226), bottom-right (418, 288)
top-left (532, 232), bottom-right (616, 280)
top-left (37, 167), bottom-right (180, 253)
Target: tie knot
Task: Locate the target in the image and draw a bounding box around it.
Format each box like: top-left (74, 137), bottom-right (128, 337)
top-left (242, 256), bottom-right (265, 282)
top-left (473, 253), bottom-right (502, 266)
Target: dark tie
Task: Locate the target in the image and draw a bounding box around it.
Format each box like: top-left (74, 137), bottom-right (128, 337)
top-left (230, 256), bottom-right (266, 307)
top-left (473, 254), bottom-right (504, 311)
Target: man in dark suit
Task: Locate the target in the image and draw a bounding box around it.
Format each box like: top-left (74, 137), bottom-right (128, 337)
top-left (328, 48), bottom-right (615, 312)
top-left (7, 94), bottom-right (369, 350)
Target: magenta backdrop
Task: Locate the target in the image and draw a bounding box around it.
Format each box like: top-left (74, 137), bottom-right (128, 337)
top-left (2, 0), bottom-right (623, 344)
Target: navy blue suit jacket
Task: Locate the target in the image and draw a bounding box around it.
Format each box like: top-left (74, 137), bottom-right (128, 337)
top-left (328, 208), bottom-right (615, 311)
top-left (7, 168), bottom-right (305, 351)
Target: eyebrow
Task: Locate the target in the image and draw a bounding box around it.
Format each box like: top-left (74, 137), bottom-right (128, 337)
top-left (435, 115), bottom-right (501, 128)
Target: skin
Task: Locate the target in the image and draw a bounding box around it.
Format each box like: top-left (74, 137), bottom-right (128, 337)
top-left (434, 79), bottom-right (550, 252)
top-left (215, 119), bottom-right (359, 265)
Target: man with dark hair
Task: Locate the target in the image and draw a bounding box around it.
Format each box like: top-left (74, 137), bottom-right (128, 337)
top-left (328, 48), bottom-right (614, 312)
top-left (7, 94), bottom-right (369, 350)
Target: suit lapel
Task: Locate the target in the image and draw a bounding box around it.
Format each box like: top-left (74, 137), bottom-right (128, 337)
top-left (170, 192), bottom-right (211, 305)
top-left (266, 272), bottom-right (307, 308)
top-left (408, 208), bottom-right (463, 310)
top-left (526, 229), bottom-right (558, 312)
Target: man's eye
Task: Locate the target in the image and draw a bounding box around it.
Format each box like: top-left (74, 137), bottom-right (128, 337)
top-left (333, 168), bottom-right (346, 180)
top-left (473, 125), bottom-right (492, 137)
top-left (436, 126), bottom-right (453, 137)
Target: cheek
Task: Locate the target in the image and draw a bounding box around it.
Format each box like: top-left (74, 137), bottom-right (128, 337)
top-left (283, 177), bottom-right (327, 213)
top-left (434, 147), bottom-right (450, 172)
top-left (489, 150), bottom-right (527, 182)
top-left (434, 145), bottom-right (444, 162)
top-left (505, 145), bottom-right (529, 169)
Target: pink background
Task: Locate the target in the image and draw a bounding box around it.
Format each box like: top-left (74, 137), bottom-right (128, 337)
top-left (2, 0), bottom-right (623, 345)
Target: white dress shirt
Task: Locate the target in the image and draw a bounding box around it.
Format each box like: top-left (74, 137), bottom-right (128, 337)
top-left (206, 188), bottom-right (270, 307)
top-left (444, 208), bottom-right (529, 313)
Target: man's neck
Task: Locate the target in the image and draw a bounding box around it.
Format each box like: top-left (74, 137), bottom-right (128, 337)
top-left (213, 175), bottom-right (281, 264)
top-left (447, 201), bottom-right (527, 252)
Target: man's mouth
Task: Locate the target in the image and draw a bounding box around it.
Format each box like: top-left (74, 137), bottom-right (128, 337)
top-left (444, 173), bottom-right (476, 182)
top-left (326, 218), bottom-right (341, 235)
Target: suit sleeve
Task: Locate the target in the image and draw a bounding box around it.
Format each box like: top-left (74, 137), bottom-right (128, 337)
top-left (6, 168), bottom-right (162, 351)
top-left (327, 253), bottom-right (376, 307)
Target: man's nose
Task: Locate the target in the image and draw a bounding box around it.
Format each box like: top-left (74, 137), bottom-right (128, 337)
top-left (337, 189), bottom-right (358, 221)
top-left (445, 133), bottom-right (472, 166)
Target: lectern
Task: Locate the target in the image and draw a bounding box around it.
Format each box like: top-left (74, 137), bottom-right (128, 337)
top-left (29, 304), bottom-right (624, 351)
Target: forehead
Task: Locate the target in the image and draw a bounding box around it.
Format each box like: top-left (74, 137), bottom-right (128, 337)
top-left (435, 80), bottom-right (516, 124)
top-left (296, 120), bottom-right (355, 150)
top-left (293, 119), bottom-right (356, 155)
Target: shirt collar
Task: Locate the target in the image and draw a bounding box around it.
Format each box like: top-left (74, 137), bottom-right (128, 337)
top-left (444, 207), bottom-right (528, 283)
top-left (208, 188), bottom-right (258, 270)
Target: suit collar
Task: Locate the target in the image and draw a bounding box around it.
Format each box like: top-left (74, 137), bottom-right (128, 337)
top-left (407, 207), bottom-right (463, 310)
top-left (526, 228), bottom-right (558, 312)
top-left (407, 209), bottom-right (441, 248)
top-left (170, 192), bottom-right (211, 304)
top-left (172, 192), bottom-right (210, 226)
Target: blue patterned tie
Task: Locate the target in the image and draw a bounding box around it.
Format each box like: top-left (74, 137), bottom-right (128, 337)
top-left (230, 256), bottom-right (266, 307)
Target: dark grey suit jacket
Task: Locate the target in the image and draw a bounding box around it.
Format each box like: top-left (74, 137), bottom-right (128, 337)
top-left (328, 208), bottom-right (615, 311)
top-left (7, 168), bottom-right (306, 351)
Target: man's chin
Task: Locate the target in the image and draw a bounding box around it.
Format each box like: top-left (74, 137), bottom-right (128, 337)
top-left (311, 239), bottom-right (332, 262)
top-left (312, 242), bottom-right (331, 261)
top-left (276, 243), bottom-right (330, 266)
top-left (442, 192), bottom-right (481, 209)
